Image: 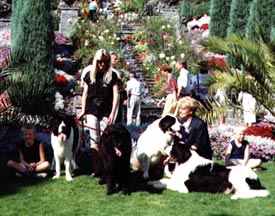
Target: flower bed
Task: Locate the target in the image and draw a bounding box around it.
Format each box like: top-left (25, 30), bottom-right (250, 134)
top-left (209, 124), bottom-right (275, 161)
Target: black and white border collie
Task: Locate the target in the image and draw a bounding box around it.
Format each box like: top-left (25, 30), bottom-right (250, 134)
top-left (131, 115), bottom-right (181, 179)
top-left (148, 141), bottom-right (269, 199)
top-left (51, 114), bottom-right (79, 181)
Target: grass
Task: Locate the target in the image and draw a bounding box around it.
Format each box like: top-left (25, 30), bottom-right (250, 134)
top-left (0, 154), bottom-right (275, 216)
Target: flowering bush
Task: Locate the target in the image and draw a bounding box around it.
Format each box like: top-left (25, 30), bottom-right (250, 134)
top-left (0, 46), bottom-right (10, 67)
top-left (209, 125), bottom-right (233, 160)
top-left (70, 17), bottom-right (121, 66)
top-left (0, 23), bottom-right (11, 67)
top-left (245, 123), bottom-right (275, 140)
top-left (209, 124), bottom-right (275, 161)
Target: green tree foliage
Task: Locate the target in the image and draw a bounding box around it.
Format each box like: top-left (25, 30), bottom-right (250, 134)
top-left (6, 0), bottom-right (56, 121)
top-left (246, 0), bottom-right (275, 42)
top-left (200, 34), bottom-right (275, 124)
top-left (179, 0), bottom-right (193, 23)
top-left (227, 0), bottom-right (252, 37)
top-left (209, 0), bottom-right (232, 38)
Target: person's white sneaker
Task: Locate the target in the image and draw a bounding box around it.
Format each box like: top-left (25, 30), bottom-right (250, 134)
top-left (35, 173), bottom-right (47, 178)
top-left (15, 172), bottom-right (23, 178)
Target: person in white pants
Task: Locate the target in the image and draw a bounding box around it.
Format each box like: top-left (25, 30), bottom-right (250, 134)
top-left (126, 71), bottom-right (142, 126)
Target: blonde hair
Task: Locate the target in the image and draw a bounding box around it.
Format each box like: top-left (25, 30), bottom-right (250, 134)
top-left (89, 49), bottom-right (112, 84)
top-left (233, 125), bottom-right (247, 135)
top-left (176, 96), bottom-right (201, 116)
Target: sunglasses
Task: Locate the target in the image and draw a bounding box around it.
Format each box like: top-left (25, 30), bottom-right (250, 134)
top-left (97, 60), bottom-right (109, 64)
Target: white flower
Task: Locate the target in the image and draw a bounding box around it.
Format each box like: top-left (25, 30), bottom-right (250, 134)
top-left (246, 135), bottom-right (275, 149)
top-left (98, 36), bottom-right (104, 41)
top-left (180, 53), bottom-right (185, 59)
top-left (165, 57), bottom-right (170, 61)
top-left (159, 53), bottom-right (165, 59)
top-left (162, 25), bottom-right (165, 29)
top-left (84, 40), bottom-right (89, 46)
top-left (167, 24), bottom-right (171, 28)
top-left (178, 40), bottom-right (183, 45)
top-left (171, 60), bottom-right (176, 65)
top-left (171, 56), bottom-right (175, 60)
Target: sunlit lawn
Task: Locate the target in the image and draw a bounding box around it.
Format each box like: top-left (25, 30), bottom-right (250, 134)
top-left (0, 155), bottom-right (274, 216)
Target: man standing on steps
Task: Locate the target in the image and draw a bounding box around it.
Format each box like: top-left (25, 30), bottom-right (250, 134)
top-left (126, 71), bottom-right (142, 127)
top-left (111, 51), bottom-right (121, 79)
top-left (177, 60), bottom-right (191, 98)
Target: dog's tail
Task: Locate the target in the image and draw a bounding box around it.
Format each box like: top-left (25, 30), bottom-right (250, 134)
top-left (229, 166), bottom-right (269, 199)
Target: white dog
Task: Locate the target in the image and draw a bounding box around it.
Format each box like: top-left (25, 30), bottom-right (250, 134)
top-left (51, 115), bottom-right (79, 181)
top-left (130, 115), bottom-right (181, 179)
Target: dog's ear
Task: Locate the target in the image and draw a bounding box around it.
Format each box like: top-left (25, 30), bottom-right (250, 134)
top-left (159, 115), bottom-right (176, 133)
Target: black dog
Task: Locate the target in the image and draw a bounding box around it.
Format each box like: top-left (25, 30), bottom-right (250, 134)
top-left (99, 124), bottom-right (132, 195)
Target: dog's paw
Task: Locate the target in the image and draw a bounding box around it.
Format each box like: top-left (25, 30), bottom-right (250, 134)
top-left (98, 178), bottom-right (106, 185)
top-left (122, 188), bottom-right (131, 196)
top-left (152, 183), bottom-right (166, 189)
top-left (143, 172), bottom-right (149, 179)
top-left (66, 176), bottom-right (73, 181)
top-left (52, 175), bottom-right (60, 179)
top-left (230, 194), bottom-right (239, 200)
top-left (147, 180), bottom-right (159, 185)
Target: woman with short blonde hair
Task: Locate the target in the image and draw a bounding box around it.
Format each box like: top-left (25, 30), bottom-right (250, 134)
top-left (176, 96), bottom-right (213, 159)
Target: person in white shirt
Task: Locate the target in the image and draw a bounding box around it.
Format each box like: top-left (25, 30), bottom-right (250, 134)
top-left (177, 60), bottom-right (191, 98)
top-left (187, 16), bottom-right (200, 31)
top-left (198, 12), bottom-right (210, 27)
top-left (238, 91), bottom-right (256, 126)
top-left (126, 71), bottom-right (142, 126)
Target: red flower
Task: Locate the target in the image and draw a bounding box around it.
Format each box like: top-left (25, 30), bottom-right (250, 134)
top-left (246, 125), bottom-right (275, 140)
top-left (55, 74), bottom-right (69, 85)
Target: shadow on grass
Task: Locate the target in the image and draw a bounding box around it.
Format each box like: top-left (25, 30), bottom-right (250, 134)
top-left (130, 170), bottom-right (165, 194)
top-left (0, 153), bottom-right (164, 197)
top-left (0, 154), bottom-right (50, 197)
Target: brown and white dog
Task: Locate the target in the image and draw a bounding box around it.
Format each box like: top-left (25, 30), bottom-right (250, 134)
top-left (148, 140), bottom-right (269, 199)
top-left (51, 115), bottom-right (79, 181)
top-left (130, 115), bottom-right (181, 179)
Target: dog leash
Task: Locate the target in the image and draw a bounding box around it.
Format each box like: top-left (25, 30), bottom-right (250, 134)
top-left (75, 118), bottom-right (105, 134)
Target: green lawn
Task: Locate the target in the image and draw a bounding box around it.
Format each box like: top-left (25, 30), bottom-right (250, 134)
top-left (0, 155), bottom-right (274, 216)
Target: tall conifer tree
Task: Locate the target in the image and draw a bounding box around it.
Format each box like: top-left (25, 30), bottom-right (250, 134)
top-left (179, 0), bottom-right (193, 23)
top-left (246, 0), bottom-right (275, 42)
top-left (9, 0), bottom-right (56, 116)
top-left (209, 0), bottom-right (232, 38)
top-left (227, 0), bottom-right (252, 37)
